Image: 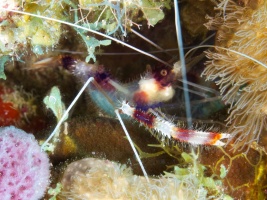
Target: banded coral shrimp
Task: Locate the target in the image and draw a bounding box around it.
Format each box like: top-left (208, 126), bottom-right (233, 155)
top-left (2, 0), bottom-right (267, 199)
top-left (0, 0), bottom-right (232, 172)
top-left (32, 15), bottom-right (232, 174)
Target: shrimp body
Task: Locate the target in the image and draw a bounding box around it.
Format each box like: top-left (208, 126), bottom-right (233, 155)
top-left (61, 56), bottom-right (122, 115)
top-left (61, 56), bottom-right (178, 112)
top-left (133, 65), bottom-right (178, 110)
top-left (60, 55), bottom-right (230, 146)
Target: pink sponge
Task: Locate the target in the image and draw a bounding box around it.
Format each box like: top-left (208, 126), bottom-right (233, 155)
top-left (0, 126), bottom-right (50, 200)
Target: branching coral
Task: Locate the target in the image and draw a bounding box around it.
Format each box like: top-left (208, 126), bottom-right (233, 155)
top-left (202, 0), bottom-right (267, 151)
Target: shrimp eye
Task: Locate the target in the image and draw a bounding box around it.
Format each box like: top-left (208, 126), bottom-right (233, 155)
top-left (160, 69), bottom-right (168, 76)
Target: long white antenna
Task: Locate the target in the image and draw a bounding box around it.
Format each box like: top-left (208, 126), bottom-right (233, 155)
top-left (115, 109), bottom-right (149, 182)
top-left (174, 0), bottom-right (192, 128)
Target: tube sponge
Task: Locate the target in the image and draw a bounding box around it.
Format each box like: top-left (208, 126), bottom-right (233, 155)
top-left (0, 126), bottom-right (50, 200)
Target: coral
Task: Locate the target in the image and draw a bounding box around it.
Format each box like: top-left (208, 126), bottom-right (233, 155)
top-left (0, 0), bottom-right (20, 21)
top-left (0, 55), bottom-right (9, 80)
top-left (0, 126), bottom-right (50, 200)
top-left (42, 86), bottom-right (68, 152)
top-left (77, 0), bottom-right (170, 34)
top-left (0, 0), bottom-right (64, 57)
top-left (63, 0), bottom-right (171, 62)
top-left (48, 183), bottom-right (62, 200)
top-left (3, 0), bottom-right (266, 199)
top-left (180, 0), bottom-right (215, 41)
top-left (202, 0), bottom-right (267, 151)
top-left (0, 0), bottom-right (171, 71)
top-left (0, 81), bottom-right (37, 127)
top-left (59, 154), bottom-right (232, 200)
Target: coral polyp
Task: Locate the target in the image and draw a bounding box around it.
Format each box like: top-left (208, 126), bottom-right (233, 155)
top-left (203, 0), bottom-right (267, 151)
